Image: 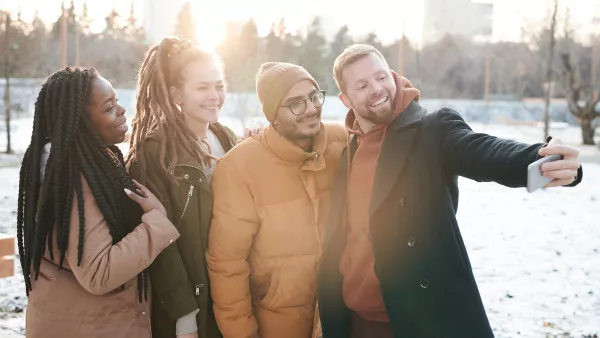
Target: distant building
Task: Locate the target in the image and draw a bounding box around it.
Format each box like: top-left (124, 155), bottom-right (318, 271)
top-left (422, 0), bottom-right (493, 45)
top-left (142, 0), bottom-right (182, 44)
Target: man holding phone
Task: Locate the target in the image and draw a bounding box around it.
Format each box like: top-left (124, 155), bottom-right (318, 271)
top-left (317, 44), bottom-right (583, 338)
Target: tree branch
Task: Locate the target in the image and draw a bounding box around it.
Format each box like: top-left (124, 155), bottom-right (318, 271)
top-left (560, 53), bottom-right (583, 116)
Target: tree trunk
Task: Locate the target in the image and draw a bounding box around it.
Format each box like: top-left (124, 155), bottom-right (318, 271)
top-left (580, 117), bottom-right (596, 145)
top-left (543, 0), bottom-right (559, 141)
top-left (4, 13), bottom-right (12, 154)
top-left (4, 102), bottom-right (10, 154)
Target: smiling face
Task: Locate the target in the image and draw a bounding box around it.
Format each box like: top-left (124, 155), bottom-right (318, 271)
top-left (273, 80), bottom-right (323, 142)
top-left (339, 53), bottom-right (397, 125)
top-left (170, 58), bottom-right (226, 125)
top-left (87, 76), bottom-right (127, 145)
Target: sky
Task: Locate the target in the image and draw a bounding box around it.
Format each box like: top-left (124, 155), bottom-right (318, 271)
top-left (1, 0), bottom-right (599, 49)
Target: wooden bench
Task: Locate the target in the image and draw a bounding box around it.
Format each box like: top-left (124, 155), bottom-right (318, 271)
top-left (0, 234), bottom-right (15, 278)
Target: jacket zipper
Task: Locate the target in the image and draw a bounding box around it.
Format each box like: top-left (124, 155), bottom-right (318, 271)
top-left (174, 164), bottom-right (212, 281)
top-left (174, 164), bottom-right (204, 228)
top-left (141, 308), bottom-right (151, 337)
top-left (314, 205), bottom-right (322, 256)
top-left (177, 185), bottom-right (195, 228)
top-left (306, 152), bottom-right (322, 254)
top-left (173, 163), bottom-right (210, 299)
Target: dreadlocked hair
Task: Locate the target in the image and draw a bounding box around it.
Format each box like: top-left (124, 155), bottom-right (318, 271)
top-left (125, 37), bottom-right (224, 182)
top-left (17, 67), bottom-right (149, 302)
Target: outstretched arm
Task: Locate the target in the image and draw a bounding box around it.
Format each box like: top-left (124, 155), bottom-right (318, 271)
top-left (435, 108), bottom-right (581, 188)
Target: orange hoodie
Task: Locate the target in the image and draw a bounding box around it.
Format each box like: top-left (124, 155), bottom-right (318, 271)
top-left (339, 72), bottom-right (420, 322)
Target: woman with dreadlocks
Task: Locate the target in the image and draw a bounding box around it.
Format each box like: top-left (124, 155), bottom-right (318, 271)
top-left (18, 67), bottom-right (180, 338)
top-left (126, 38), bottom-right (238, 338)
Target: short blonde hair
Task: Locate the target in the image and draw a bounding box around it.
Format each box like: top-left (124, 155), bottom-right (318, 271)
top-left (333, 44), bottom-right (389, 94)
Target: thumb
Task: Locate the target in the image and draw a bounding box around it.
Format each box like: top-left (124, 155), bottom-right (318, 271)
top-left (547, 138), bottom-right (563, 146)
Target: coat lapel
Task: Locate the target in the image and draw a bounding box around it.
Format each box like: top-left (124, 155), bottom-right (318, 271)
top-left (369, 101), bottom-right (426, 216)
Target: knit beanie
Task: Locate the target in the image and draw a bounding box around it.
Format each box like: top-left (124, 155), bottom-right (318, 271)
top-left (255, 62), bottom-right (320, 121)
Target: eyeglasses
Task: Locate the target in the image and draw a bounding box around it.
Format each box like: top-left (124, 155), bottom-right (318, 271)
top-left (280, 90), bottom-right (326, 116)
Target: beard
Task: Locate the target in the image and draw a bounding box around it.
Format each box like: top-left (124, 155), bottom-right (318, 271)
top-left (353, 90), bottom-right (395, 125)
top-left (293, 108), bottom-right (322, 138)
top-left (363, 107), bottom-right (394, 125)
top-left (275, 108), bottom-right (322, 142)
top-left (296, 109), bottom-right (321, 124)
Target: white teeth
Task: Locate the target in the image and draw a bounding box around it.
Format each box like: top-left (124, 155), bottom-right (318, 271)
top-left (370, 97), bottom-right (388, 107)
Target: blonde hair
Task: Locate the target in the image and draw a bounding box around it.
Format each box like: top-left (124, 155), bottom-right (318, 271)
top-left (333, 44), bottom-right (389, 94)
top-left (126, 37), bottom-right (224, 182)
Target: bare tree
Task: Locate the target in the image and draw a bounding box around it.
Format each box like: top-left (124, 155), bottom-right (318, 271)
top-left (542, 0), bottom-right (559, 141)
top-left (3, 12), bottom-right (13, 154)
top-left (560, 53), bottom-right (600, 145)
top-left (174, 2), bottom-right (196, 42)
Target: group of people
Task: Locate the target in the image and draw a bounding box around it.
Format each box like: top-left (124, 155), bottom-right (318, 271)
top-left (17, 37), bottom-right (583, 338)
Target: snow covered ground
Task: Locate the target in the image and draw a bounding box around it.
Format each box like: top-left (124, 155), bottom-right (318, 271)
top-left (0, 115), bottom-right (598, 337)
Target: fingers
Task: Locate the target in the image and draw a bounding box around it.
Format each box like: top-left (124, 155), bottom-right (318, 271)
top-left (243, 128), bottom-right (251, 138)
top-left (542, 169), bottom-right (578, 180)
top-left (132, 179), bottom-right (149, 197)
top-left (124, 188), bottom-right (143, 204)
top-left (541, 159), bottom-right (580, 172)
top-left (544, 178), bottom-right (575, 188)
top-left (251, 124), bottom-right (266, 136)
top-left (539, 144), bottom-right (580, 158)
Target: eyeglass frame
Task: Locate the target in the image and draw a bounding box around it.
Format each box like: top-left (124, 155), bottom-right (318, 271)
top-left (280, 90), bottom-right (326, 116)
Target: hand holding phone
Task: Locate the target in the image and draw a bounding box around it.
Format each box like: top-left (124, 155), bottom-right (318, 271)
top-left (527, 154), bottom-right (562, 193)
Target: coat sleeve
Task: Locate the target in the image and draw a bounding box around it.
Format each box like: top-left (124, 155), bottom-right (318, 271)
top-left (434, 108), bottom-right (547, 188)
top-left (129, 140), bottom-right (201, 321)
top-left (207, 158), bottom-right (260, 338)
top-left (66, 176), bottom-right (179, 295)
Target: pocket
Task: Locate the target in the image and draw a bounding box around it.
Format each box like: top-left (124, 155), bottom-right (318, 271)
top-left (250, 273), bottom-right (274, 303)
top-left (270, 261), bottom-right (317, 308)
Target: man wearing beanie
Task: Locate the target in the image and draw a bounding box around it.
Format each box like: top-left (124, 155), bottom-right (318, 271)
top-left (207, 62), bottom-right (347, 338)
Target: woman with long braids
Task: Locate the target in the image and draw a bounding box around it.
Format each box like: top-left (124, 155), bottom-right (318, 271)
top-left (126, 38), bottom-right (237, 338)
top-left (18, 67), bottom-right (179, 338)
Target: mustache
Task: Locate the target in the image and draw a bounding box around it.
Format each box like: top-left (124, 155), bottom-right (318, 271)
top-left (297, 108), bottom-right (322, 123)
top-left (369, 90), bottom-right (387, 103)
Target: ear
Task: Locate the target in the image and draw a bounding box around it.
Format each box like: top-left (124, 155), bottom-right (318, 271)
top-left (271, 115), bottom-right (280, 129)
top-left (339, 93), bottom-right (353, 110)
top-left (170, 86), bottom-right (183, 106)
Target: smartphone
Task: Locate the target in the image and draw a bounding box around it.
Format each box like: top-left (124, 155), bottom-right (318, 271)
top-left (527, 154), bottom-right (562, 193)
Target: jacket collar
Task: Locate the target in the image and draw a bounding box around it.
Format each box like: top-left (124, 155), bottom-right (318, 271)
top-left (388, 100), bottom-right (426, 132)
top-left (145, 122), bottom-right (233, 169)
top-left (261, 123), bottom-right (327, 170)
